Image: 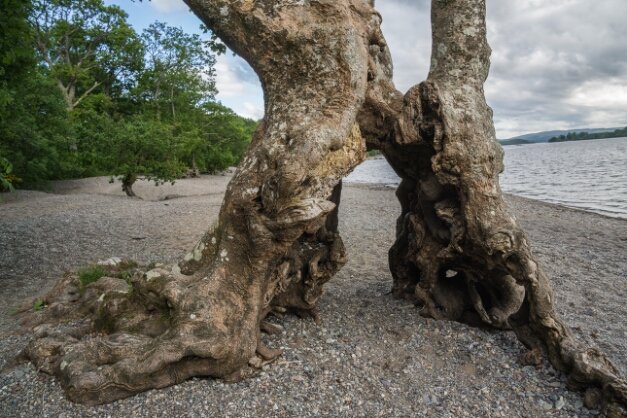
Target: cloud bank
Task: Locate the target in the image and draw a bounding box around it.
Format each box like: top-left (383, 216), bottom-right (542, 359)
top-left (378, 0), bottom-right (627, 138)
top-left (214, 54), bottom-right (264, 120)
top-left (149, 0), bottom-right (189, 13)
top-left (134, 0), bottom-right (627, 137)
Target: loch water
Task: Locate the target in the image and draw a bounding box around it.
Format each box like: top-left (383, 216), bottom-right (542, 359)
top-left (344, 137), bottom-right (627, 220)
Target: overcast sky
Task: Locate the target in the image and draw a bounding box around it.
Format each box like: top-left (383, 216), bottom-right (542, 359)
top-left (107, 0), bottom-right (627, 139)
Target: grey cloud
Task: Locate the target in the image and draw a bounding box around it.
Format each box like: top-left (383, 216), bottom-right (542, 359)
top-left (376, 0), bottom-right (627, 137)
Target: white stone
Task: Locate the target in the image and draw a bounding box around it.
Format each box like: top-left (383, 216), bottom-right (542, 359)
top-left (555, 398), bottom-right (565, 410)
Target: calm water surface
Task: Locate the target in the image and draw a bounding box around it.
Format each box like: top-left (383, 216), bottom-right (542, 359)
top-left (344, 137), bottom-right (627, 219)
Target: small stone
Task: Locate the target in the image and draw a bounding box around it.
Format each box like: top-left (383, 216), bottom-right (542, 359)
top-left (584, 387), bottom-right (602, 410)
top-left (97, 258), bottom-right (117, 266)
top-left (13, 370), bottom-right (24, 379)
top-left (538, 400), bottom-right (552, 410)
top-left (555, 398), bottom-right (565, 410)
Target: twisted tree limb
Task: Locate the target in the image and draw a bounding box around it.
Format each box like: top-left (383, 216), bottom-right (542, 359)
top-left (362, 0), bottom-right (626, 413)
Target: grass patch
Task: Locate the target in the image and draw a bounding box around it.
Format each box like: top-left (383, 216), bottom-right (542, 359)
top-left (78, 266), bottom-right (107, 287)
top-left (116, 270), bottom-right (134, 286)
top-left (31, 301), bottom-right (45, 312)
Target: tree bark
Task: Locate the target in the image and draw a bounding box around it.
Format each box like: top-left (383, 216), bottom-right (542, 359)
top-left (121, 173), bottom-right (137, 197)
top-left (359, 0), bottom-right (627, 413)
top-left (7, 0), bottom-right (371, 405)
top-left (7, 0), bottom-right (627, 413)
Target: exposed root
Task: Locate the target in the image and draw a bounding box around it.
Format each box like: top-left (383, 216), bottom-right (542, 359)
top-left (260, 321), bottom-right (284, 335)
top-left (256, 341), bottom-right (282, 361)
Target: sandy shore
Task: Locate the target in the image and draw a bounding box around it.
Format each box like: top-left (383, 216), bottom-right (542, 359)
top-left (0, 175), bottom-right (625, 417)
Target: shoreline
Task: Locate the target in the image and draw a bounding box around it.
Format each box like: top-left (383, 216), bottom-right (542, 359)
top-left (1, 175), bottom-right (626, 417)
top-left (4, 181), bottom-right (627, 222)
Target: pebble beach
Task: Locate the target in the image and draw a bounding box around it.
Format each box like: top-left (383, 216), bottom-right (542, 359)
top-left (1, 174), bottom-right (626, 417)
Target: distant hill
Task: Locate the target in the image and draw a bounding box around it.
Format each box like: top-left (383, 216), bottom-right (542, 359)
top-left (498, 138), bottom-right (533, 146)
top-left (500, 127), bottom-right (624, 143)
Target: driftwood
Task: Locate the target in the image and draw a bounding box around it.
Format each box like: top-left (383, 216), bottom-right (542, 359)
top-left (5, 0), bottom-right (626, 414)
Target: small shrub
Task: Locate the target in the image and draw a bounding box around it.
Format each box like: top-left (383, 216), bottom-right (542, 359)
top-left (0, 173), bottom-right (22, 192)
top-left (116, 270), bottom-right (133, 286)
top-left (78, 266), bottom-right (107, 287)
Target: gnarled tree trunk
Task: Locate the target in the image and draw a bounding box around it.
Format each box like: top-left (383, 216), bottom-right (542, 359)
top-left (6, 0), bottom-right (626, 413)
top-left (7, 0), bottom-right (373, 406)
top-left (360, 0), bottom-right (627, 413)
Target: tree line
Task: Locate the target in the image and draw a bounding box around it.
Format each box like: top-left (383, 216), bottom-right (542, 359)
top-left (0, 0), bottom-right (257, 198)
top-left (548, 127), bottom-right (627, 143)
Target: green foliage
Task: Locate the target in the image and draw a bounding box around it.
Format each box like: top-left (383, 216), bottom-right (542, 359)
top-left (0, 70), bottom-right (74, 188)
top-left (548, 127), bottom-right (627, 143)
top-left (180, 102), bottom-right (256, 172)
top-left (0, 1), bottom-right (258, 193)
top-left (0, 155), bottom-right (16, 199)
top-left (108, 117), bottom-right (185, 192)
top-left (31, 301), bottom-right (45, 312)
top-left (199, 24), bottom-right (227, 56)
top-left (31, 0), bottom-right (144, 110)
top-left (78, 265), bottom-right (106, 287)
top-left (136, 21), bottom-right (217, 123)
top-left (0, 0), bottom-right (34, 68)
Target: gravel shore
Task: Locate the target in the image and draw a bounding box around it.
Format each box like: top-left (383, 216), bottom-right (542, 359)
top-left (1, 175), bottom-right (626, 417)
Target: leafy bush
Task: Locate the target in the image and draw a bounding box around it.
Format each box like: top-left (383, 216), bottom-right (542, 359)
top-left (0, 73), bottom-right (72, 189)
top-left (0, 2), bottom-right (258, 193)
top-left (78, 266), bottom-right (107, 287)
top-left (108, 118), bottom-right (186, 196)
top-left (0, 155), bottom-right (14, 197)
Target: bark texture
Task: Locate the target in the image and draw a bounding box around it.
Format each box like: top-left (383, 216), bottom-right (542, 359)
top-left (6, 0), bottom-right (626, 413)
top-left (359, 0), bottom-right (627, 413)
top-left (6, 0), bottom-right (373, 406)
